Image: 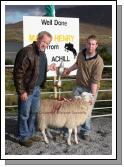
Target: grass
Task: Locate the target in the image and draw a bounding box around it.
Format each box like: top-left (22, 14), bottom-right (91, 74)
top-left (5, 44), bottom-right (112, 114)
top-left (5, 20), bottom-right (112, 115)
top-left (5, 70), bottom-right (112, 115)
top-left (80, 23), bottom-right (112, 45)
top-left (5, 22), bottom-right (112, 45)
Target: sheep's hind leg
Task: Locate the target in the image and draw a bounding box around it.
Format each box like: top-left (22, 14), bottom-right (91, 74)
top-left (42, 129), bottom-right (49, 144)
top-left (67, 128), bottom-right (72, 145)
top-left (46, 128), bottom-right (53, 139)
top-left (74, 127), bottom-right (78, 144)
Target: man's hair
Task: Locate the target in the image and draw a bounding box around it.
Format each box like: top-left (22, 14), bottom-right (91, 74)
top-left (87, 35), bottom-right (98, 44)
top-left (37, 31), bottom-right (52, 40)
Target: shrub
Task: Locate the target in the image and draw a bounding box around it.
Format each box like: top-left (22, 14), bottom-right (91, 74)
top-left (98, 46), bottom-right (112, 65)
top-left (5, 59), bottom-right (14, 65)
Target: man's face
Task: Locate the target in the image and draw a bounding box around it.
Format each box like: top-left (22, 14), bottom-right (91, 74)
top-left (86, 39), bottom-right (98, 54)
top-left (37, 34), bottom-right (52, 51)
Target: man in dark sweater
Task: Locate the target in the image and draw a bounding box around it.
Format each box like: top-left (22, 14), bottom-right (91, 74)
top-left (13, 31), bottom-right (56, 147)
top-left (64, 35), bottom-right (104, 141)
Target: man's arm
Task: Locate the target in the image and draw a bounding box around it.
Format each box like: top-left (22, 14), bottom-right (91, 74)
top-left (68, 63), bottom-right (78, 72)
top-left (13, 49), bottom-right (30, 100)
top-left (90, 83), bottom-right (98, 105)
top-left (90, 57), bottom-right (104, 96)
top-left (64, 63), bottom-right (78, 75)
top-left (47, 63), bottom-right (56, 71)
top-left (91, 83), bottom-right (98, 96)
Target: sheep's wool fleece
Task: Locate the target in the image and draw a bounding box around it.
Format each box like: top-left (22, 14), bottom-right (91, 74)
top-left (38, 99), bottom-right (92, 130)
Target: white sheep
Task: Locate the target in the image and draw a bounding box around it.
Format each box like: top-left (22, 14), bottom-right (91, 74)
top-left (38, 92), bottom-right (93, 145)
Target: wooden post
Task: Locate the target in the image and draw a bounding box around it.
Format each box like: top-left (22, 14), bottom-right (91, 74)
top-left (54, 75), bottom-right (57, 99)
top-left (58, 87), bottom-right (60, 100)
top-left (58, 80), bottom-right (62, 100)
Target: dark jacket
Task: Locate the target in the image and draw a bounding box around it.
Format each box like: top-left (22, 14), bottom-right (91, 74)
top-left (13, 41), bottom-right (47, 95)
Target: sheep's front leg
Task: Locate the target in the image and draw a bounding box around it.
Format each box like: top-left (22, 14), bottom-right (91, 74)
top-left (74, 127), bottom-right (78, 144)
top-left (67, 128), bottom-right (72, 145)
top-left (42, 129), bottom-right (49, 144)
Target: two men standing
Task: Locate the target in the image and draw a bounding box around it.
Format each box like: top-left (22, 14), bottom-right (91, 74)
top-left (13, 32), bottom-right (104, 147)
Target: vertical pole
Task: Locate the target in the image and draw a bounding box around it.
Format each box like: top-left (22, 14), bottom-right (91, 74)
top-left (58, 80), bottom-right (62, 100)
top-left (54, 76), bottom-right (57, 99)
top-left (45, 5), bottom-right (56, 99)
top-left (58, 87), bottom-right (61, 100)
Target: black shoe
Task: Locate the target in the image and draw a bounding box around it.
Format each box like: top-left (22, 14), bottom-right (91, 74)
top-left (19, 139), bottom-right (33, 147)
top-left (82, 135), bottom-right (91, 141)
top-left (30, 136), bottom-right (42, 142)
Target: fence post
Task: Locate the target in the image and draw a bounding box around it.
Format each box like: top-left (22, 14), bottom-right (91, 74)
top-left (53, 76), bottom-right (57, 99)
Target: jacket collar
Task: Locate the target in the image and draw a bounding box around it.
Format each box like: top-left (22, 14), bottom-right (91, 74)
top-left (32, 41), bottom-right (45, 56)
top-left (82, 48), bottom-right (98, 61)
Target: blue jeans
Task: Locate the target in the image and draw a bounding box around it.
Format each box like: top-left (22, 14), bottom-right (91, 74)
top-left (73, 86), bottom-right (97, 136)
top-left (17, 86), bottom-right (41, 141)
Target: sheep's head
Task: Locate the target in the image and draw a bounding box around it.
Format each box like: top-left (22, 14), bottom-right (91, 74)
top-left (81, 92), bottom-right (93, 103)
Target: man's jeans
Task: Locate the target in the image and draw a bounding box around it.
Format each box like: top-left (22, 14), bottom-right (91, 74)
top-left (17, 86), bottom-right (41, 141)
top-left (73, 86), bottom-right (97, 136)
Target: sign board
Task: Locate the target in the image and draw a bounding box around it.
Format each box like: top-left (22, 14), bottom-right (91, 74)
top-left (23, 16), bottom-right (79, 76)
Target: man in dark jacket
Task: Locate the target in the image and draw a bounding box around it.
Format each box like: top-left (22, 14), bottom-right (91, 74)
top-left (13, 31), bottom-right (56, 147)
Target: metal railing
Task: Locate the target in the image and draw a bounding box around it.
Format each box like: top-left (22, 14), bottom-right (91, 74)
top-left (5, 65), bottom-right (112, 118)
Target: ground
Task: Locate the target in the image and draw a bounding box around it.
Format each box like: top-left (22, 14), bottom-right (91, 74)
top-left (5, 115), bottom-right (112, 155)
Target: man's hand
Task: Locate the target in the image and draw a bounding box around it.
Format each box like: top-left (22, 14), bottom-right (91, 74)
top-left (89, 95), bottom-right (95, 105)
top-left (20, 92), bottom-right (28, 101)
top-left (48, 63), bottom-right (56, 71)
top-left (62, 63), bottom-right (77, 76)
top-left (63, 68), bottom-right (71, 76)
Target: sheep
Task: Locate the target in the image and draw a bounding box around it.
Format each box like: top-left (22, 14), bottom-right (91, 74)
top-left (37, 92), bottom-right (93, 145)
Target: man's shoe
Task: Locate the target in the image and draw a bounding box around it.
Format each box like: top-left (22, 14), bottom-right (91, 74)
top-left (30, 136), bottom-right (42, 142)
top-left (19, 139), bottom-right (33, 147)
top-left (81, 135), bottom-right (91, 141)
